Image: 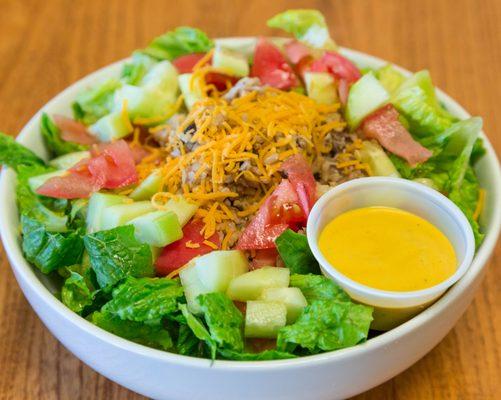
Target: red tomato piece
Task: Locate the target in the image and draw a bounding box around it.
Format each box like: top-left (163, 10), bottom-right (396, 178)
top-left (361, 104), bottom-right (433, 166)
top-left (53, 114), bottom-right (98, 145)
top-left (37, 140), bottom-right (138, 199)
top-left (155, 220), bottom-right (221, 276)
top-left (309, 51), bottom-right (361, 84)
top-left (172, 53), bottom-right (207, 74)
top-left (284, 40), bottom-right (311, 64)
top-left (251, 38), bottom-right (299, 90)
top-left (280, 154), bottom-right (317, 217)
top-left (205, 72), bottom-right (239, 92)
top-left (250, 248), bottom-right (279, 269)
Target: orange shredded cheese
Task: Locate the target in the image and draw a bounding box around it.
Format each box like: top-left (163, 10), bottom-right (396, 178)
top-left (185, 240), bottom-right (201, 249)
top-left (203, 239), bottom-right (219, 250)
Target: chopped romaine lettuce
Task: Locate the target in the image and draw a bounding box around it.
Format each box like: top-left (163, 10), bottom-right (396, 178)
top-left (22, 216), bottom-right (84, 274)
top-left (289, 274), bottom-right (350, 303)
top-left (179, 304), bottom-right (217, 359)
top-left (176, 323), bottom-right (207, 358)
top-left (392, 70), bottom-right (457, 137)
top-left (61, 271), bottom-right (94, 314)
top-left (277, 300), bottom-right (373, 353)
top-left (267, 9), bottom-right (336, 49)
top-left (375, 64), bottom-right (406, 94)
top-left (275, 229), bottom-right (320, 274)
top-left (197, 292), bottom-right (244, 352)
top-left (142, 27), bottom-right (213, 61)
top-left (121, 53), bottom-right (157, 85)
top-left (218, 349), bottom-right (296, 361)
top-left (41, 113), bottom-right (87, 156)
top-left (72, 79), bottom-right (122, 125)
top-left (102, 276), bottom-right (184, 322)
top-left (91, 311), bottom-right (173, 350)
top-left (0, 132), bottom-right (45, 172)
top-left (83, 225), bottom-right (154, 291)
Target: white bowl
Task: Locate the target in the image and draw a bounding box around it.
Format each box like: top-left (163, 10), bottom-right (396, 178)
top-left (307, 177), bottom-right (475, 330)
top-left (0, 38), bottom-right (500, 400)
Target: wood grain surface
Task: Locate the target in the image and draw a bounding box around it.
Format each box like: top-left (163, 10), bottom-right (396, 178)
top-left (0, 0), bottom-right (499, 398)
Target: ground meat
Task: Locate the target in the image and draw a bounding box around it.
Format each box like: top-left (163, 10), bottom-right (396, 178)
top-left (223, 77), bottom-right (264, 101)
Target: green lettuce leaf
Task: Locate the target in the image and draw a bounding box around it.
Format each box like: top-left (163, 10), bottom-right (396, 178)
top-left (84, 225), bottom-right (154, 291)
top-left (91, 311), bottom-right (173, 350)
top-left (72, 79), bottom-right (122, 125)
top-left (375, 64), bottom-right (406, 94)
top-left (142, 27), bottom-right (213, 61)
top-left (61, 271), bottom-right (94, 314)
top-left (176, 323), bottom-right (207, 357)
top-left (267, 9), bottom-right (336, 49)
top-left (21, 216), bottom-right (84, 274)
top-left (16, 164), bottom-right (68, 232)
top-left (40, 113), bottom-right (87, 157)
top-left (102, 276), bottom-right (183, 322)
top-left (197, 292), bottom-right (244, 352)
top-left (392, 70), bottom-right (456, 137)
top-left (179, 304), bottom-right (217, 359)
top-left (0, 132), bottom-right (45, 172)
top-left (121, 53), bottom-right (157, 85)
top-left (218, 349), bottom-right (296, 361)
top-left (289, 274), bottom-right (350, 303)
top-left (277, 300), bottom-right (373, 354)
top-left (275, 229), bottom-right (320, 274)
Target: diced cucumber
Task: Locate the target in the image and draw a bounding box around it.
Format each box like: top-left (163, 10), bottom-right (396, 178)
top-left (244, 301), bottom-right (287, 339)
top-left (150, 246), bottom-right (162, 261)
top-left (113, 85), bottom-right (173, 119)
top-left (304, 72), bottom-right (337, 105)
top-left (413, 178), bottom-right (439, 190)
top-left (259, 287), bottom-right (307, 324)
top-left (49, 151), bottom-right (90, 170)
top-left (180, 250), bottom-right (249, 314)
top-left (89, 110), bottom-right (132, 142)
top-left (160, 196), bottom-right (198, 227)
top-left (86, 193), bottom-right (131, 233)
top-left (130, 169), bottom-right (163, 201)
top-left (178, 73), bottom-right (203, 110)
top-left (100, 201), bottom-right (155, 231)
top-left (356, 140), bottom-right (400, 177)
top-left (226, 267), bottom-right (290, 301)
top-left (28, 170), bottom-right (67, 191)
top-left (212, 46), bottom-right (249, 77)
top-left (130, 210), bottom-right (183, 247)
top-left (140, 60), bottom-right (179, 96)
top-left (346, 72), bottom-right (390, 129)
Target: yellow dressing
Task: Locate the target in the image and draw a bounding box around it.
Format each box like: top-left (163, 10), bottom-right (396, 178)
top-left (318, 207), bottom-right (457, 292)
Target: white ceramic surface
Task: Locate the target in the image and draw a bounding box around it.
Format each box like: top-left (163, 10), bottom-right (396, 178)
top-left (307, 177), bottom-right (475, 308)
top-left (0, 38), bottom-right (500, 400)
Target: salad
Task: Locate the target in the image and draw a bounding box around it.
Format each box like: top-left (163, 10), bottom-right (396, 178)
top-left (0, 9), bottom-right (485, 361)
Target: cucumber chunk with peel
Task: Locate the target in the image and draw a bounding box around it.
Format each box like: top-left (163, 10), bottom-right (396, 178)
top-left (89, 111), bottom-right (132, 142)
top-left (28, 170), bottom-right (67, 191)
top-left (212, 46), bottom-right (249, 77)
top-left (346, 72), bottom-right (390, 129)
top-left (179, 73), bottom-right (203, 110)
top-left (160, 196), bottom-right (198, 227)
top-left (49, 151), bottom-right (90, 170)
top-left (226, 267), bottom-right (290, 301)
top-left (179, 250), bottom-right (249, 314)
top-left (86, 193), bottom-right (130, 233)
top-left (129, 169), bottom-right (163, 201)
top-left (245, 301), bottom-right (287, 339)
top-left (356, 140), bottom-right (400, 177)
top-left (130, 210), bottom-right (183, 247)
top-left (259, 287), bottom-right (308, 324)
top-left (100, 201), bottom-right (155, 231)
top-left (304, 72), bottom-right (337, 105)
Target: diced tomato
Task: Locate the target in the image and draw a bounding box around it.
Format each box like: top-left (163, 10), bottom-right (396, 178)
top-left (361, 104), bottom-right (433, 166)
top-left (52, 114), bottom-right (98, 145)
top-left (280, 154), bottom-right (317, 217)
top-left (337, 79), bottom-right (350, 106)
top-left (251, 38), bottom-right (299, 90)
top-left (233, 301), bottom-right (247, 314)
top-left (248, 338), bottom-right (277, 352)
top-left (37, 140), bottom-right (138, 199)
top-left (294, 55), bottom-right (314, 79)
top-left (284, 40), bottom-right (311, 64)
top-left (155, 220), bottom-right (221, 276)
top-left (129, 144), bottom-right (151, 164)
top-left (309, 51), bottom-right (362, 84)
top-left (205, 72), bottom-right (239, 92)
top-left (250, 248), bottom-right (279, 269)
top-left (172, 53), bottom-right (207, 74)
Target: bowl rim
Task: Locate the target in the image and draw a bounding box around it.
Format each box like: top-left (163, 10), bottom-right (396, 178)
top-left (306, 177), bottom-right (475, 305)
top-left (0, 38), bottom-right (500, 371)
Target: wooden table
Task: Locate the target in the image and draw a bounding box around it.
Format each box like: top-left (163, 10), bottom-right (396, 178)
top-left (0, 0), bottom-right (499, 398)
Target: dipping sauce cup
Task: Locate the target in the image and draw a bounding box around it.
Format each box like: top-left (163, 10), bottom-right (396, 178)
top-left (307, 177), bottom-right (475, 330)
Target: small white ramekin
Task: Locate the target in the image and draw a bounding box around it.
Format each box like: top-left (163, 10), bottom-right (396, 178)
top-left (307, 177), bottom-right (475, 330)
